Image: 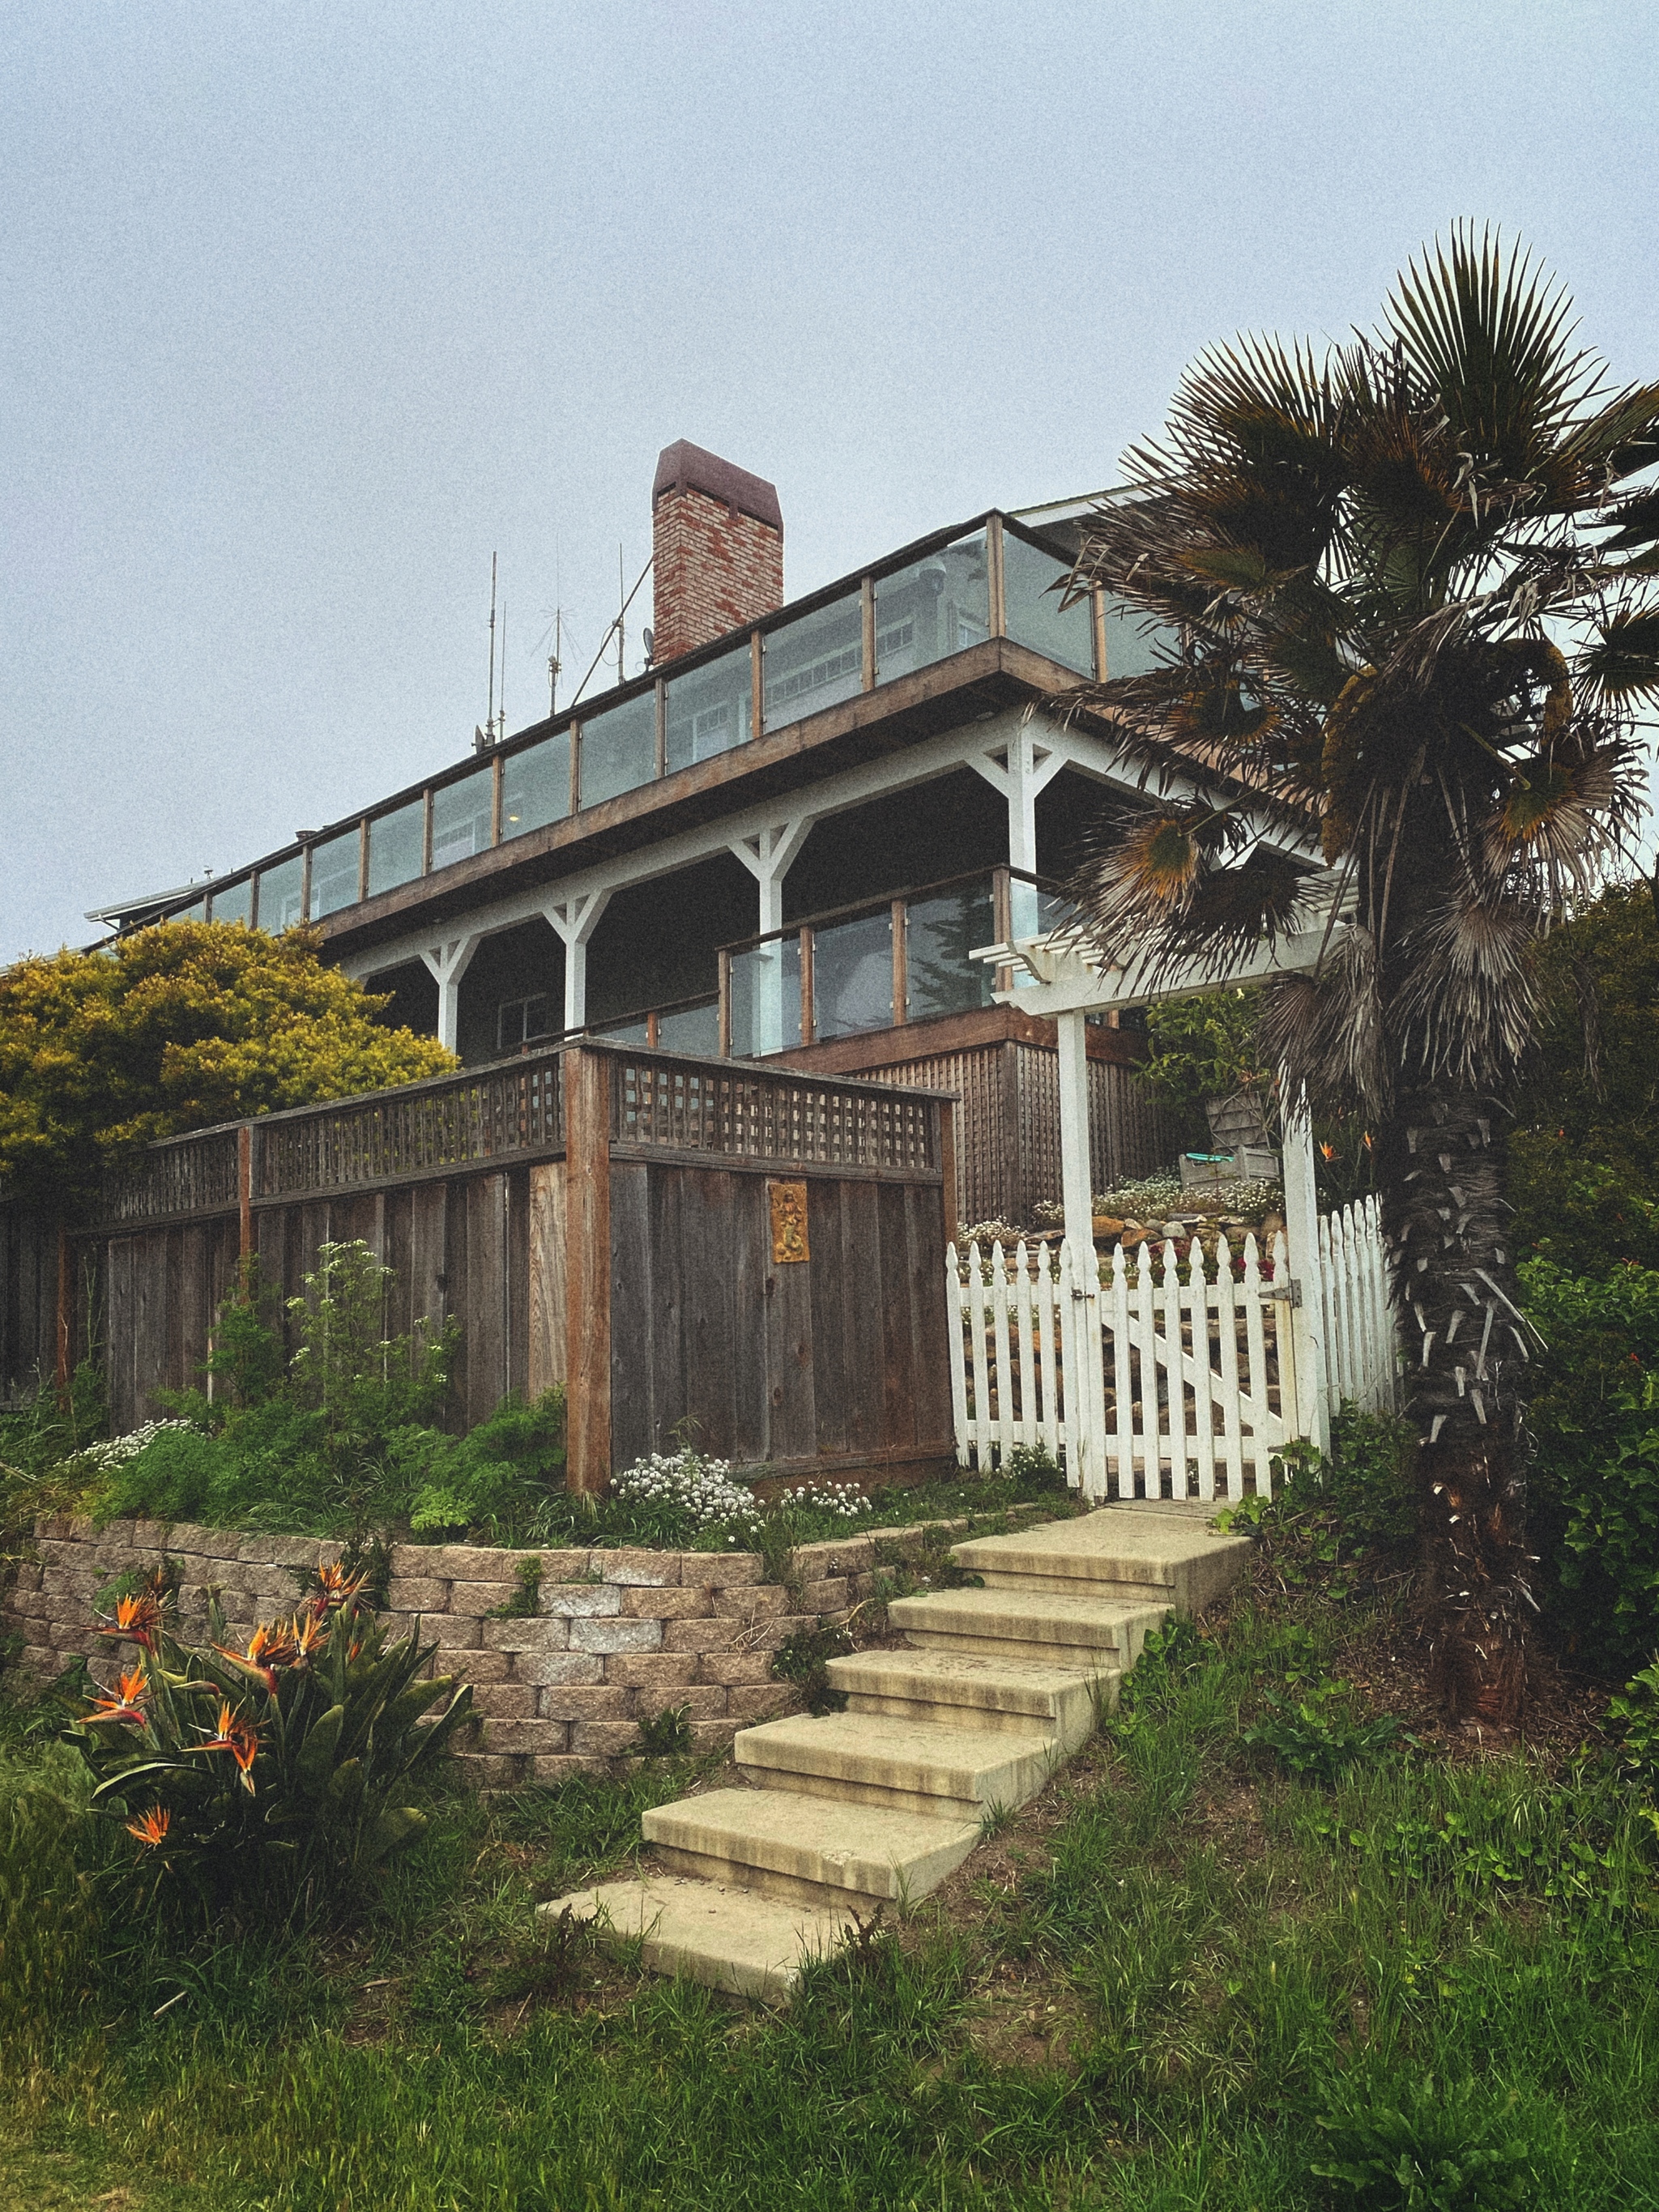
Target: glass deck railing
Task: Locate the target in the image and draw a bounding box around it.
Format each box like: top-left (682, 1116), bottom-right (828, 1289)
top-left (170, 515), bottom-right (1171, 935)
top-left (719, 867), bottom-right (1074, 1059)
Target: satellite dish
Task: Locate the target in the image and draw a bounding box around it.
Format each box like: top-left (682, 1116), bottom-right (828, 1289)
top-left (642, 626), bottom-right (655, 667)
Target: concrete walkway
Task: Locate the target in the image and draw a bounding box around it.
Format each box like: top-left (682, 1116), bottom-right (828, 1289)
top-left (544, 1502), bottom-right (1251, 1999)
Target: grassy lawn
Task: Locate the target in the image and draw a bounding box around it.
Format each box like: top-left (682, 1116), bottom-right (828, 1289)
top-left (3, 1577), bottom-right (1657, 2210)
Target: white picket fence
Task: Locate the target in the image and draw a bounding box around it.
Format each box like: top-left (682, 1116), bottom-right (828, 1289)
top-left (948, 1195), bottom-right (1396, 1502)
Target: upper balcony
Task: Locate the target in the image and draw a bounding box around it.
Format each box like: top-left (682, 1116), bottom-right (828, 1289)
top-left (141, 512), bottom-right (1166, 957)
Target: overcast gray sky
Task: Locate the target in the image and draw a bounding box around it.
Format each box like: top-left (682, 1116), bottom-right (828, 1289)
top-left (3, 0), bottom-right (1655, 963)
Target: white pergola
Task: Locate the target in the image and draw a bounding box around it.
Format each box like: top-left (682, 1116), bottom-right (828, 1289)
top-left (975, 893), bottom-right (1347, 1454)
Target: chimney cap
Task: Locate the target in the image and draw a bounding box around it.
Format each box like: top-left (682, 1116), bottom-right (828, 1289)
top-left (653, 441), bottom-right (782, 533)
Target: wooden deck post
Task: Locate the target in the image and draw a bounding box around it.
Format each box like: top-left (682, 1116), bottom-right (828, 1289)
top-left (563, 1047), bottom-right (612, 1491)
top-left (237, 1125), bottom-right (254, 1262)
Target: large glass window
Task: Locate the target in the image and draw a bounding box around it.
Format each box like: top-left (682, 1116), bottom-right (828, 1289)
top-left (578, 691), bottom-right (658, 809)
top-left (171, 897), bottom-right (207, 923)
top-left (656, 999), bottom-right (720, 1055)
top-left (309, 830), bottom-right (360, 919)
top-left (666, 642), bottom-right (752, 772)
top-left (727, 936), bottom-right (802, 1056)
top-left (1004, 530), bottom-right (1094, 675)
top-left (366, 798), bottom-right (425, 897)
top-left (501, 731), bottom-right (571, 840)
top-left (430, 765), bottom-right (494, 870)
top-left (208, 877), bottom-right (253, 927)
top-left (1098, 595), bottom-right (1167, 679)
top-left (761, 590), bottom-right (863, 731)
top-left (497, 992), bottom-right (555, 1053)
top-left (872, 531), bottom-right (990, 683)
top-left (812, 909), bottom-right (893, 1040)
top-left (906, 881), bottom-right (996, 1021)
top-left (256, 855), bottom-right (306, 933)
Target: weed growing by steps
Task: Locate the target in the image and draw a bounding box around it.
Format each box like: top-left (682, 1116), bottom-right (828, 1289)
top-left (770, 1622), bottom-right (852, 1715)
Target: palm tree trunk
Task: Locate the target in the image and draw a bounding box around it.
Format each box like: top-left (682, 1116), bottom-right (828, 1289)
top-left (1374, 1085), bottom-right (1532, 1722)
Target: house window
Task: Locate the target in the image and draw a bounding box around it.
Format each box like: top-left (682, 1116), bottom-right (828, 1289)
top-left (497, 993), bottom-right (554, 1052)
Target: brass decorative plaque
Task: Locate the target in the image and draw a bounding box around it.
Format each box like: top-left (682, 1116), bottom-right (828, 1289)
top-left (768, 1178), bottom-right (810, 1264)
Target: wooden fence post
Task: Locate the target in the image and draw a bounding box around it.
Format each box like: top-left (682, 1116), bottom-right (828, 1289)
top-left (563, 1047), bottom-right (612, 1492)
top-left (54, 1223), bottom-right (70, 1403)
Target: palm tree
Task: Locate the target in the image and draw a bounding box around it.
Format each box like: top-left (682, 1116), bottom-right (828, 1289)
top-left (1056, 230), bottom-right (1659, 1720)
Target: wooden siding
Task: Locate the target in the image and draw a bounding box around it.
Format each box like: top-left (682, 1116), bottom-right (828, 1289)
top-left (0, 1207), bottom-right (59, 1406)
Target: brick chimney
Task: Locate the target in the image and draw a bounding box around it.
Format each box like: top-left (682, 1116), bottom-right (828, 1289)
top-left (650, 441), bottom-right (783, 665)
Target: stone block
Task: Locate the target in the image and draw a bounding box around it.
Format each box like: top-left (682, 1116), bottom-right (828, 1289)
top-left (620, 1586), bottom-right (712, 1620)
top-left (661, 1685), bottom-right (729, 1719)
top-left (484, 1616), bottom-right (571, 1654)
top-left (595, 1548), bottom-right (679, 1587)
top-left (539, 1587), bottom-right (622, 1618)
top-left (711, 1585), bottom-right (785, 1620)
top-left (168, 1522), bottom-right (242, 1559)
top-left (242, 1566), bottom-right (305, 1603)
top-left (446, 1581), bottom-right (521, 1617)
top-left (570, 1720), bottom-right (649, 1758)
top-left (676, 1552), bottom-right (761, 1588)
top-left (569, 1617), bottom-right (663, 1655)
top-left (794, 1536), bottom-right (876, 1578)
top-left (513, 1651), bottom-right (604, 1687)
top-left (49, 1621), bottom-right (89, 1652)
top-left (694, 1651), bottom-right (777, 1686)
top-left (241, 1535), bottom-right (321, 1568)
top-left (467, 1683), bottom-right (541, 1721)
top-left (41, 1567), bottom-right (99, 1600)
top-left (6, 1562), bottom-right (43, 1594)
top-left (451, 1752), bottom-right (522, 1789)
top-left (689, 1719), bottom-right (741, 1753)
top-left (424, 1544), bottom-right (527, 1582)
top-left (19, 1645), bottom-right (57, 1675)
top-left (802, 1579), bottom-right (851, 1613)
top-left (386, 1578), bottom-right (451, 1613)
top-left (662, 1619), bottom-right (744, 1653)
top-left (130, 1519), bottom-right (171, 1552)
top-left (480, 1717), bottom-right (570, 1756)
top-left (726, 1683), bottom-right (795, 1723)
top-left (94, 1519), bottom-right (136, 1548)
top-left (429, 1616), bottom-right (484, 1651)
top-left (743, 1615), bottom-right (818, 1652)
top-left (537, 1684), bottom-right (634, 1721)
top-left (601, 1652), bottom-right (702, 1688)
top-left (536, 1550), bottom-right (594, 1581)
top-left (435, 1648), bottom-right (507, 1683)
top-left (531, 1754), bottom-right (608, 1784)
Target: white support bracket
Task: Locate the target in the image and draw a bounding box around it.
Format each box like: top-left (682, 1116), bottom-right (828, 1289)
top-left (728, 816), bottom-right (817, 936)
top-left (968, 724), bottom-right (1069, 947)
top-left (544, 889), bottom-right (613, 1033)
top-left (420, 932), bottom-right (485, 1055)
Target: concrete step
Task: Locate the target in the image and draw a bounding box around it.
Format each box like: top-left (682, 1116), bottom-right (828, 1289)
top-left (541, 1873), bottom-right (854, 2001)
top-left (735, 1710), bottom-right (1058, 1823)
top-left (950, 1506), bottom-right (1252, 1616)
top-left (889, 1585), bottom-right (1169, 1675)
top-left (823, 1646), bottom-right (1106, 1750)
top-left (642, 1785), bottom-right (979, 1907)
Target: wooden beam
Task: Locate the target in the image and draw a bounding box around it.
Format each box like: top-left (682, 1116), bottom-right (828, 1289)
top-left (563, 1048), bottom-right (612, 1490)
top-left (237, 1126), bottom-right (254, 1260)
top-left (936, 1098), bottom-right (957, 1248)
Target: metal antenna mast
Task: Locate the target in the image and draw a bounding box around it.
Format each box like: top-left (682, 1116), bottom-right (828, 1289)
top-left (616, 543), bottom-right (625, 687)
top-left (486, 552), bottom-right (498, 746)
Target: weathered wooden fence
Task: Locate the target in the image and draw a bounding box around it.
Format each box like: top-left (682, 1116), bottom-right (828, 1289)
top-left (948, 1195), bottom-right (1397, 1500)
top-left (3, 1042), bottom-right (957, 1488)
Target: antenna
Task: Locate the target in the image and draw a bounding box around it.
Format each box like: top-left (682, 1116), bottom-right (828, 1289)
top-left (616, 543), bottom-right (625, 687)
top-left (548, 607), bottom-right (561, 716)
top-left (499, 600), bottom-right (506, 742)
top-left (479, 552), bottom-right (499, 756)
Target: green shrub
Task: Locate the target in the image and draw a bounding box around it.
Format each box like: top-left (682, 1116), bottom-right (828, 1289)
top-left (1607, 1656), bottom-right (1659, 1792)
top-left (66, 1564), bottom-right (471, 1927)
top-left (1519, 1255), bottom-right (1659, 1669)
top-left (633, 1704), bottom-right (693, 1757)
top-left (771, 1621), bottom-right (853, 1715)
top-left (1243, 1679), bottom-right (1406, 1784)
top-left (1310, 2071), bottom-right (1546, 2208)
top-left (0, 1758), bottom-right (97, 2035)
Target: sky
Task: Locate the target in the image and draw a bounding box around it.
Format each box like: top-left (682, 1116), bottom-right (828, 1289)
top-left (2, 0), bottom-right (1656, 963)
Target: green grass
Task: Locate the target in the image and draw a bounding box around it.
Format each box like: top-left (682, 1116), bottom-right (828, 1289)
top-left (3, 1594), bottom-right (1658, 2210)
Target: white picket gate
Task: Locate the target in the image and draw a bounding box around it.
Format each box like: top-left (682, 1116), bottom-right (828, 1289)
top-left (947, 1196), bottom-right (1396, 1501)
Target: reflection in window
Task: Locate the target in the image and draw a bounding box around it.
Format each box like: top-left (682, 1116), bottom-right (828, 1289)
top-left (309, 833), bottom-right (360, 919)
top-left (1098, 595), bottom-right (1168, 680)
top-left (873, 532), bottom-right (989, 682)
top-left (812, 910), bottom-right (893, 1040)
top-left (579, 692), bottom-right (657, 808)
top-left (1003, 530), bottom-right (1094, 675)
top-left (209, 878), bottom-right (254, 926)
top-left (595, 1016), bottom-right (650, 1045)
top-left (497, 992), bottom-right (555, 1053)
top-left (431, 766), bottom-right (494, 871)
top-left (727, 936), bottom-right (802, 1056)
top-left (256, 855), bottom-right (306, 933)
top-left (762, 592), bottom-right (863, 731)
top-left (906, 883), bottom-right (996, 1021)
top-left (170, 897), bottom-right (207, 923)
top-left (501, 731), bottom-right (571, 839)
top-left (656, 999), bottom-right (720, 1055)
top-left (667, 644), bottom-right (752, 772)
top-left (366, 799), bottom-right (424, 898)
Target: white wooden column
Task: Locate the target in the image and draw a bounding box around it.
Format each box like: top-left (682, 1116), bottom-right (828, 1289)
top-left (730, 816), bottom-right (816, 1054)
top-left (1057, 1009), bottom-right (1094, 1249)
top-left (970, 727), bottom-right (1066, 952)
top-left (544, 889), bottom-right (612, 1033)
top-left (1279, 1091), bottom-right (1331, 1453)
top-left (420, 932), bottom-right (484, 1055)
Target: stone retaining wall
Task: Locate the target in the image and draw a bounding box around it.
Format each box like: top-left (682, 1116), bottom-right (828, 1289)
top-left (1, 1516), bottom-right (955, 1789)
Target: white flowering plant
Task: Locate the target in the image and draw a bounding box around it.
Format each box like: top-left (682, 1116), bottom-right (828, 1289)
top-left (62, 1419), bottom-right (198, 1479)
top-left (607, 1451), bottom-right (764, 1547)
